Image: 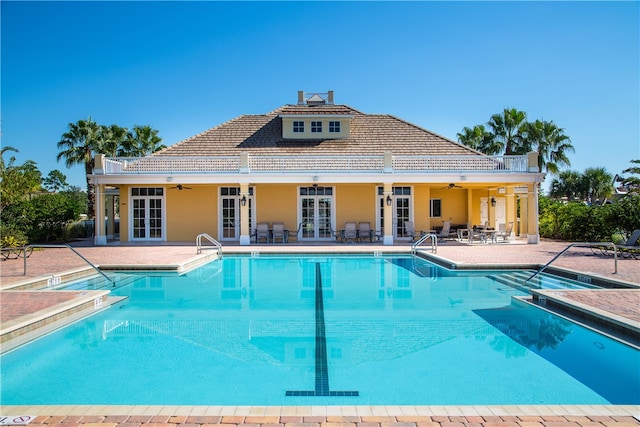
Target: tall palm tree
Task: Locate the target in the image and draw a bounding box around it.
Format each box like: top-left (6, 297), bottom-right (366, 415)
top-left (56, 117), bottom-right (102, 218)
top-left (456, 125), bottom-right (502, 155)
top-left (523, 120), bottom-right (574, 174)
top-left (117, 125), bottom-right (165, 157)
top-left (100, 124), bottom-right (129, 157)
top-left (487, 108), bottom-right (528, 155)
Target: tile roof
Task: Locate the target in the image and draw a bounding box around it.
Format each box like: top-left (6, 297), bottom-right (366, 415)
top-left (153, 104), bottom-right (481, 157)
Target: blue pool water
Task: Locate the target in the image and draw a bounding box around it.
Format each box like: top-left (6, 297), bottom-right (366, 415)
top-left (2, 255), bottom-right (639, 406)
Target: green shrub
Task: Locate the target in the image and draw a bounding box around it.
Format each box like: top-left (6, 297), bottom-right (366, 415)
top-left (0, 225), bottom-right (28, 248)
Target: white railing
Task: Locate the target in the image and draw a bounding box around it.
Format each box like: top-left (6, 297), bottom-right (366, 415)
top-left (249, 155), bottom-right (383, 173)
top-left (104, 156), bottom-right (241, 175)
top-left (101, 154), bottom-right (529, 175)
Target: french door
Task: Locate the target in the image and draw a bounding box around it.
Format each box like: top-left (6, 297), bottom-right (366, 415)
top-left (131, 187), bottom-right (165, 241)
top-left (220, 187), bottom-right (253, 241)
top-left (377, 186), bottom-right (412, 239)
top-left (299, 186), bottom-right (334, 241)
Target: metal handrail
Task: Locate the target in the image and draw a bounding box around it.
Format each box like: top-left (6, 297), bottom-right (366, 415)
top-left (24, 244), bottom-right (115, 285)
top-left (411, 233), bottom-right (438, 254)
top-left (527, 242), bottom-right (618, 282)
top-left (196, 233), bottom-right (223, 257)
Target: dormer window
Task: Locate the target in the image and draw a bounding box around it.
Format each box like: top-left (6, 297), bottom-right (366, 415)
top-left (329, 121), bottom-right (341, 133)
top-left (293, 121), bottom-right (304, 133)
top-left (311, 121), bottom-right (322, 133)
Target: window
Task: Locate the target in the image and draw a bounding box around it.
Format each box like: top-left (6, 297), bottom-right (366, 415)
top-left (311, 121), bottom-right (322, 133)
top-left (430, 199), bottom-right (442, 218)
top-left (293, 121), bottom-right (304, 133)
top-left (132, 187), bottom-right (163, 196)
top-left (329, 121), bottom-right (340, 133)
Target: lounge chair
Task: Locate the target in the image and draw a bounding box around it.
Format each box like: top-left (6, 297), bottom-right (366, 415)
top-left (341, 222), bottom-right (358, 242)
top-left (616, 229), bottom-right (640, 259)
top-left (495, 221), bottom-right (514, 243)
top-left (435, 220), bottom-right (453, 241)
top-left (358, 222), bottom-right (374, 242)
top-left (272, 222), bottom-right (287, 243)
top-left (256, 222), bottom-right (270, 243)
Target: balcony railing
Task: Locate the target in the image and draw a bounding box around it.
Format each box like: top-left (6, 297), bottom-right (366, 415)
top-left (101, 154), bottom-right (529, 175)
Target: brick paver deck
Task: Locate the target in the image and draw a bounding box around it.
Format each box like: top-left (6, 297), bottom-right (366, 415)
top-left (1, 239), bottom-right (638, 424)
top-left (12, 414), bottom-right (640, 427)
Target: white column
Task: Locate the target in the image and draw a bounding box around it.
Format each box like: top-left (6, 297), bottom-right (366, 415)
top-left (383, 183), bottom-right (393, 245)
top-left (527, 184), bottom-right (540, 244)
top-left (94, 184), bottom-right (107, 245)
top-left (239, 183), bottom-right (251, 245)
top-left (106, 195), bottom-right (115, 240)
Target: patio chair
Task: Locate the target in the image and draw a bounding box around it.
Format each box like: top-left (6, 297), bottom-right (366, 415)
top-left (495, 221), bottom-right (514, 243)
top-left (457, 224), bottom-right (472, 241)
top-left (404, 221), bottom-right (418, 241)
top-left (341, 221), bottom-right (358, 242)
top-left (272, 222), bottom-right (287, 243)
top-left (358, 222), bottom-right (374, 242)
top-left (256, 222), bottom-right (270, 243)
top-left (468, 225), bottom-right (487, 244)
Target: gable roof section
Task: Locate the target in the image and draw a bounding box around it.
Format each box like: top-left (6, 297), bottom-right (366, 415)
top-left (153, 104), bottom-right (482, 157)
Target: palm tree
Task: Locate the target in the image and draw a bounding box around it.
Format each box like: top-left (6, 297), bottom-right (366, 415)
top-left (56, 117), bottom-right (102, 217)
top-left (581, 167), bottom-right (613, 205)
top-left (117, 125), bottom-right (165, 157)
top-left (549, 170), bottom-right (584, 200)
top-left (523, 120), bottom-right (574, 174)
top-left (0, 145), bottom-right (19, 172)
top-left (456, 125), bottom-right (502, 155)
top-left (100, 124), bottom-right (129, 157)
top-left (621, 159), bottom-right (640, 194)
top-left (487, 108), bottom-right (528, 155)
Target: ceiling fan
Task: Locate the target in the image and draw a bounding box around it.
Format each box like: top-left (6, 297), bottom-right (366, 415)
top-left (441, 183), bottom-right (463, 190)
top-left (170, 184), bottom-right (192, 191)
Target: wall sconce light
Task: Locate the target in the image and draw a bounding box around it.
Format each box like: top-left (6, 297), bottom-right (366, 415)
top-left (241, 195), bottom-right (247, 206)
top-left (491, 197), bottom-right (496, 207)
top-left (386, 195), bottom-right (392, 206)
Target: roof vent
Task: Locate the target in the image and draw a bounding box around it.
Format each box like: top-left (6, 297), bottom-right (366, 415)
top-left (297, 90), bottom-right (334, 105)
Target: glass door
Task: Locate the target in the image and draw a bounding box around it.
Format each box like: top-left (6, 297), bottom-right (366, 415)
top-left (220, 187), bottom-right (253, 241)
top-left (299, 186), bottom-right (334, 241)
top-left (131, 187), bottom-right (164, 241)
top-left (377, 186), bottom-right (412, 239)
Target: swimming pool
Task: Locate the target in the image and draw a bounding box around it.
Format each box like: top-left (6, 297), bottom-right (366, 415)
top-left (2, 254), bottom-right (638, 406)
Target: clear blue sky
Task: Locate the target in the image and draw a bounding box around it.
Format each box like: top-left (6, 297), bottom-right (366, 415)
top-left (2, 1), bottom-right (639, 191)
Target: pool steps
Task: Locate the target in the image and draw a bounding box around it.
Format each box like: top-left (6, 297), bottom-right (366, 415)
top-left (489, 270), bottom-right (599, 293)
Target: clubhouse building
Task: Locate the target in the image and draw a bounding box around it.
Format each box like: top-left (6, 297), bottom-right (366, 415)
top-left (90, 91), bottom-right (544, 245)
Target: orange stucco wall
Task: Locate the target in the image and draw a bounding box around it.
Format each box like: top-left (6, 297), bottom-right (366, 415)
top-left (116, 183), bottom-right (520, 242)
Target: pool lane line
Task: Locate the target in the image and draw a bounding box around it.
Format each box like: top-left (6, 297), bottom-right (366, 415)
top-left (285, 263), bottom-right (359, 397)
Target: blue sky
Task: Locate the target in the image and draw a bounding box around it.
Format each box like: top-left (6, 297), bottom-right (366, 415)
top-left (2, 1), bottom-right (639, 190)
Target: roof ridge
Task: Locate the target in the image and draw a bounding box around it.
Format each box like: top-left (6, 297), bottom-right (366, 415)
top-left (268, 104), bottom-right (365, 115)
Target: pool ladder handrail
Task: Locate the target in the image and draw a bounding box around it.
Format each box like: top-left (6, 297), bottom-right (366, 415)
top-left (411, 232), bottom-right (437, 255)
top-left (24, 244), bottom-right (115, 285)
top-left (196, 233), bottom-right (223, 258)
top-left (526, 241), bottom-right (617, 282)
